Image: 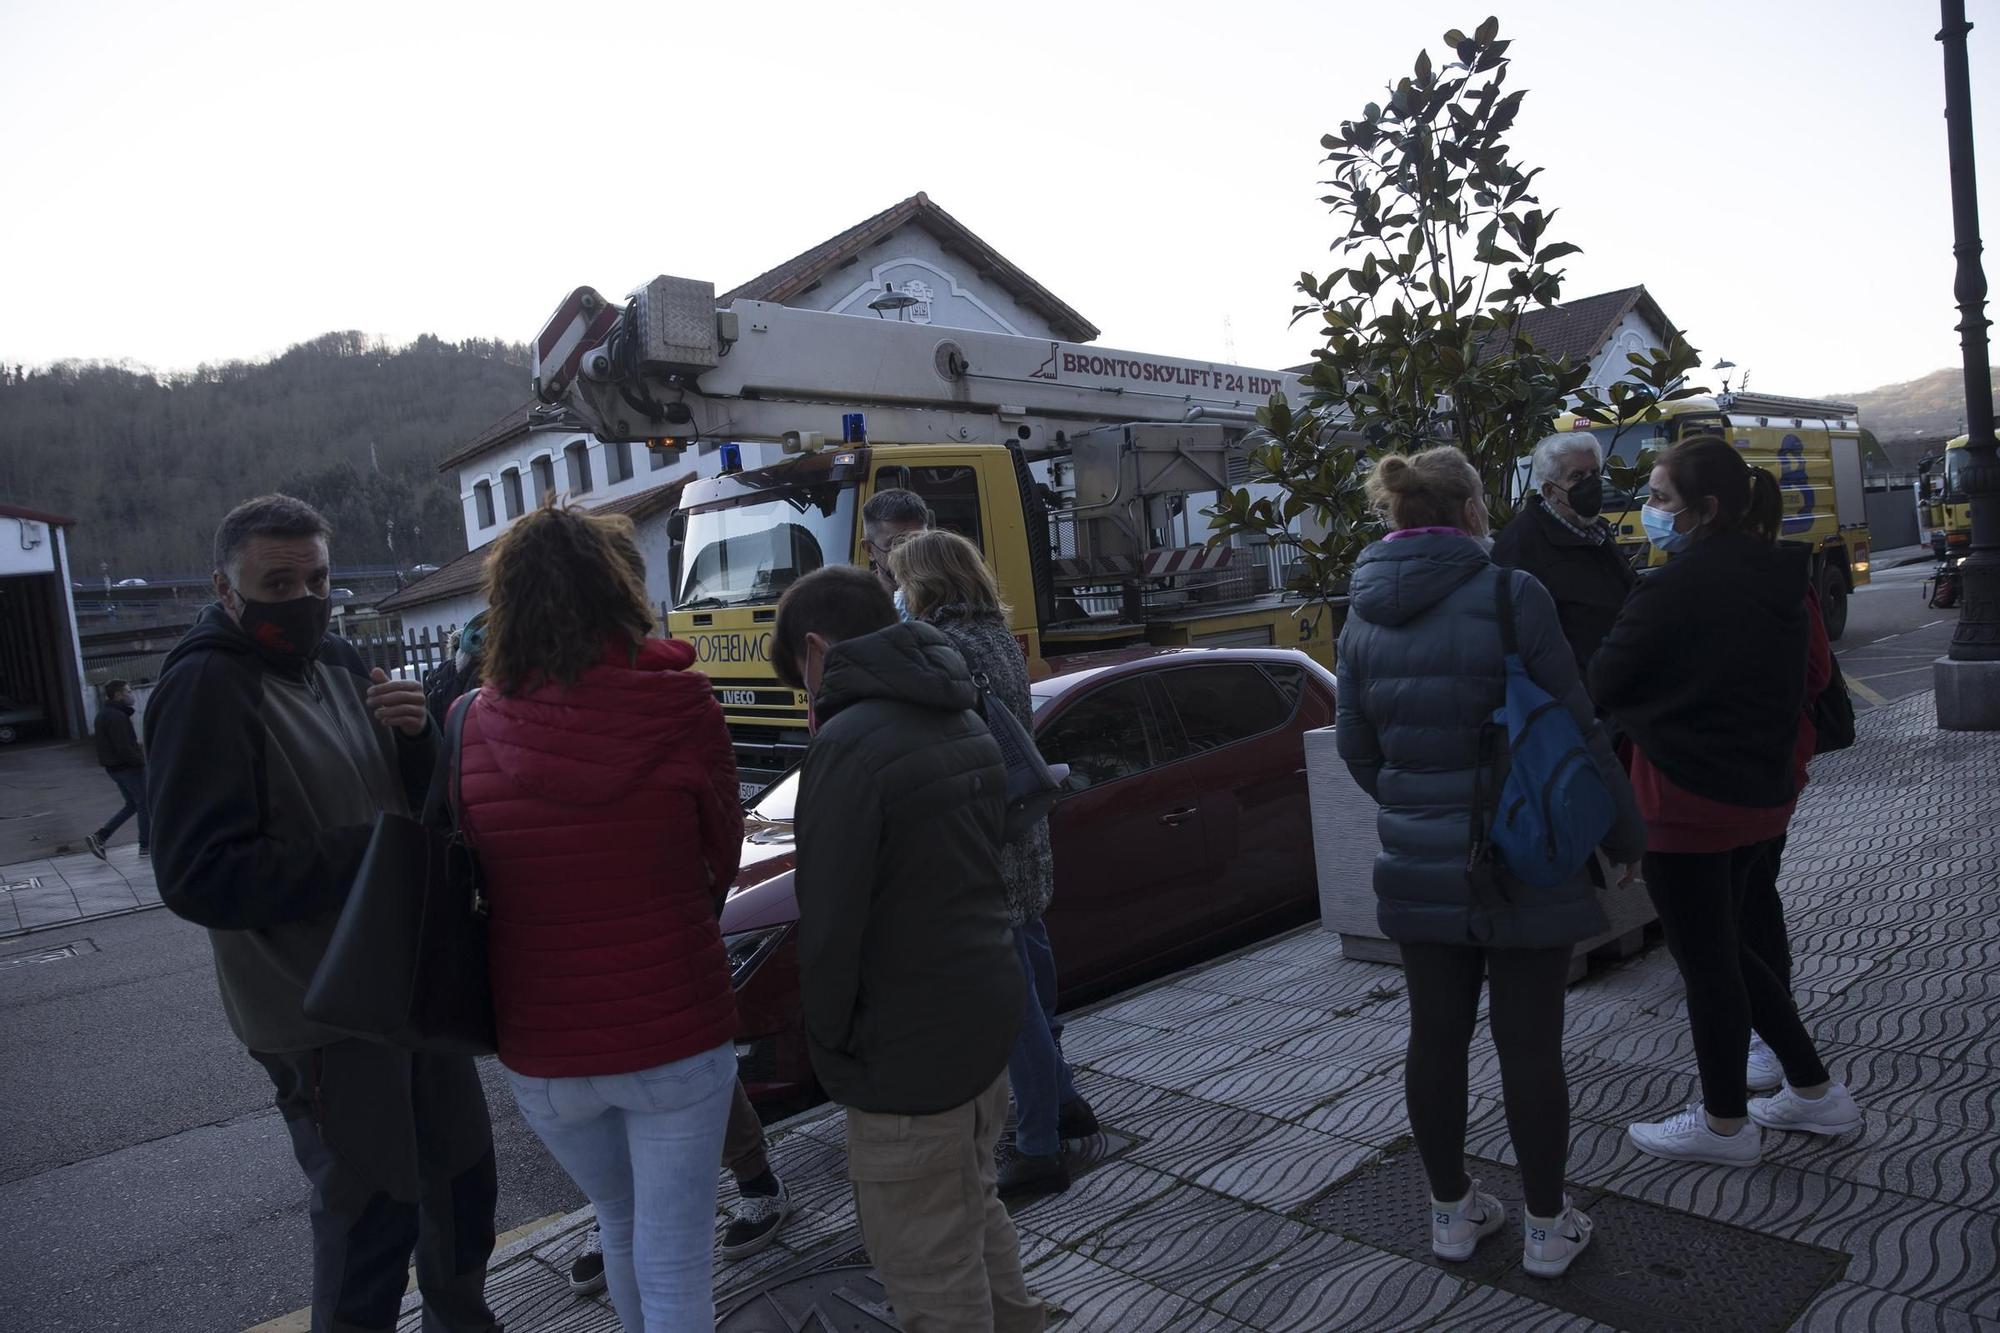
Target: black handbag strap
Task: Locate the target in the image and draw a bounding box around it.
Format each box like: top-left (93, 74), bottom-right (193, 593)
top-left (420, 692), bottom-right (476, 832)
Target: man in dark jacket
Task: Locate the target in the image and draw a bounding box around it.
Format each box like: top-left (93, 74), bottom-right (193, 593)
top-left (85, 679), bottom-right (149, 859)
top-left (146, 494), bottom-right (499, 1333)
top-left (1491, 434), bottom-right (1637, 684)
top-left (773, 564), bottom-right (1041, 1333)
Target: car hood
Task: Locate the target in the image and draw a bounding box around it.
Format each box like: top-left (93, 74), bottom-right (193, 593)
top-left (721, 812), bottom-right (800, 934)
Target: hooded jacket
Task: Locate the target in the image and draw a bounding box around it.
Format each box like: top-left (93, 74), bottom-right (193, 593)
top-left (1335, 534), bottom-right (1644, 948)
top-left (1490, 495), bottom-right (1638, 685)
top-left (794, 621), bottom-right (1023, 1114)
top-left (455, 638), bottom-right (742, 1079)
top-left (94, 700), bottom-right (145, 772)
top-left (1591, 532), bottom-right (1812, 810)
top-left (145, 603), bottom-right (437, 1053)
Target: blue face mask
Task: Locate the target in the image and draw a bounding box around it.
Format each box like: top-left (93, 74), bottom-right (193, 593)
top-left (1641, 503), bottom-right (1691, 554)
top-left (893, 587), bottom-right (912, 622)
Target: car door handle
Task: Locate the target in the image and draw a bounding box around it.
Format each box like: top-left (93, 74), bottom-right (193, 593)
top-left (1159, 807), bottom-right (1197, 826)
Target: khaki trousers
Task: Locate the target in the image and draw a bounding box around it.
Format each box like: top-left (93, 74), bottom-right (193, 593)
top-left (845, 1073), bottom-right (1046, 1333)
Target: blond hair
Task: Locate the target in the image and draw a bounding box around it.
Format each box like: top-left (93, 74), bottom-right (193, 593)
top-left (1364, 445), bottom-right (1483, 531)
top-left (887, 529), bottom-right (1008, 621)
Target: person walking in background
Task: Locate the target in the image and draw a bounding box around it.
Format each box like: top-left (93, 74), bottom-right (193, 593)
top-left (1490, 432), bottom-right (1638, 688)
top-left (860, 488), bottom-right (932, 595)
top-left (773, 565), bottom-right (1042, 1333)
top-left (147, 494), bottom-right (499, 1333)
top-left (455, 503), bottom-right (745, 1330)
top-left (1594, 439), bottom-right (1860, 1165)
top-left (1335, 447), bottom-right (1644, 1280)
top-left (86, 679), bottom-right (149, 859)
top-left (889, 530), bottom-right (1098, 1198)
top-left (423, 611), bottom-right (487, 730)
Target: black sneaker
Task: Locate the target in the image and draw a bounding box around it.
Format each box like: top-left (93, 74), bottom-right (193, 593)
top-left (568, 1224), bottom-right (606, 1295)
top-left (137, 846), bottom-right (150, 859)
top-left (720, 1174), bottom-right (792, 1261)
top-left (1057, 1096), bottom-right (1099, 1141)
top-left (85, 833), bottom-right (107, 861)
top-left (997, 1151), bottom-right (1070, 1198)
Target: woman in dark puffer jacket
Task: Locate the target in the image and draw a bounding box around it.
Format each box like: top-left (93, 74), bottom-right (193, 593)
top-left (890, 529), bottom-right (1098, 1197)
top-left (457, 503), bottom-right (744, 1331)
top-left (1337, 446), bottom-right (1644, 1279)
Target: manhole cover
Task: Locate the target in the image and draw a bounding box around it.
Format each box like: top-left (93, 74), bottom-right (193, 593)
top-left (1299, 1147), bottom-right (1848, 1333)
top-left (718, 1265), bottom-right (898, 1332)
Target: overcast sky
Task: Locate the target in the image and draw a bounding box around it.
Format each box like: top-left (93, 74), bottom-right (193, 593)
top-left (2, 0), bottom-right (1994, 398)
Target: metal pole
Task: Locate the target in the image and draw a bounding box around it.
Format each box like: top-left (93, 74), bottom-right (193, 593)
top-left (1940, 0), bottom-right (1999, 664)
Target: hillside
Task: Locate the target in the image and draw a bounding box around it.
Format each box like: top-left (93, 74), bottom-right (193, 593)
top-left (1833, 366), bottom-right (2000, 444)
top-left (0, 334), bottom-right (529, 580)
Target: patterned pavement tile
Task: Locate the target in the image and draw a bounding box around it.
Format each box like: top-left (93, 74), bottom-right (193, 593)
top-left (1297, 1071), bottom-right (1412, 1144)
top-left (1786, 1188), bottom-right (2000, 1317)
top-left (1015, 1249), bottom-right (1200, 1330)
top-left (1083, 1036), bottom-right (1266, 1091)
top-left (1813, 1044), bottom-right (1999, 1134)
top-left (1057, 1014), bottom-right (1174, 1065)
top-left (1265, 1013), bottom-right (1411, 1072)
top-left (1083, 983), bottom-right (1239, 1030)
top-left (1793, 1280), bottom-right (1996, 1333)
top-left (1118, 1097), bottom-right (1295, 1174)
top-left (1183, 1048), bottom-right (1383, 1122)
top-left (1202, 1231), bottom-right (1464, 1333)
top-left (1068, 1187), bottom-right (1313, 1300)
top-left (1164, 996), bottom-right (1352, 1050)
top-left (1425, 1282), bottom-right (1621, 1332)
top-left (1184, 1123), bottom-right (1376, 1211)
top-left (1757, 1109), bottom-right (2000, 1213)
top-left (1009, 1159), bottom-right (1182, 1247)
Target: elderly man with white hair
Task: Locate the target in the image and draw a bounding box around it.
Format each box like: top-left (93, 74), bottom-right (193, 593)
top-left (1491, 432), bottom-right (1639, 689)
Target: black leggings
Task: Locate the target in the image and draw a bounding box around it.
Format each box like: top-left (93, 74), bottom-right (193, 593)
top-left (1645, 839), bottom-right (1829, 1120)
top-left (1400, 942), bottom-right (1572, 1218)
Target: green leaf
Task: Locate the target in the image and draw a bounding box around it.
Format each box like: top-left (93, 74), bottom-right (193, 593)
top-left (1537, 241), bottom-right (1582, 262)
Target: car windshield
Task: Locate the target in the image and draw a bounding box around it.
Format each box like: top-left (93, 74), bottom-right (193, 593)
top-left (675, 483), bottom-right (857, 610)
top-left (747, 771), bottom-right (799, 822)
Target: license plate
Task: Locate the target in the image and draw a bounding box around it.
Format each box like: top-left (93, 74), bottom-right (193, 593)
top-left (720, 689), bottom-right (759, 707)
top-left (739, 780), bottom-right (766, 802)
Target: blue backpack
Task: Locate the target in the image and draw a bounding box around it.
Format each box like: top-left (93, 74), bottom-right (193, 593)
top-left (1478, 572), bottom-right (1617, 888)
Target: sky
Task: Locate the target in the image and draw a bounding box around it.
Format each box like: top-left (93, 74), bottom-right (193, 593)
top-left (2, 0), bottom-right (1995, 398)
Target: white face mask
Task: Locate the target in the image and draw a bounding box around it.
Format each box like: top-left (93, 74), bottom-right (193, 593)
top-left (893, 588), bottom-right (912, 622)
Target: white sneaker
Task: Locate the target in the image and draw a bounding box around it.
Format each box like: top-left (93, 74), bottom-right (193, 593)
top-left (1523, 1199), bottom-right (1594, 1278)
top-left (1746, 1034), bottom-right (1783, 1093)
top-left (1749, 1083), bottom-right (1862, 1137)
top-left (1627, 1103), bottom-right (1762, 1165)
top-left (1430, 1179), bottom-right (1504, 1261)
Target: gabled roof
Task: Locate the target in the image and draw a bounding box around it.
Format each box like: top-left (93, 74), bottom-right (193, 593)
top-left (376, 476), bottom-right (691, 613)
top-left (721, 192), bottom-right (1100, 343)
top-left (1504, 285), bottom-right (1672, 364)
top-left (0, 502), bottom-right (77, 528)
top-left (436, 401), bottom-right (582, 474)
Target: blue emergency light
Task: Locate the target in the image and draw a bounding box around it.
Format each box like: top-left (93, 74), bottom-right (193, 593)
top-left (842, 413), bottom-right (867, 444)
top-left (719, 442), bottom-right (743, 474)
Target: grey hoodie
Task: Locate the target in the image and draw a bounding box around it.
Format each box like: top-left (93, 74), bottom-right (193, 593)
top-left (1335, 533), bottom-right (1644, 948)
top-left (794, 621), bottom-right (1023, 1114)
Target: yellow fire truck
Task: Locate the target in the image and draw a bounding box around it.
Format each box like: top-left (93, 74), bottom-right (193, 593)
top-left (1550, 392), bottom-right (1873, 638)
top-left (532, 276), bottom-right (1332, 792)
top-left (1918, 432), bottom-right (1986, 607)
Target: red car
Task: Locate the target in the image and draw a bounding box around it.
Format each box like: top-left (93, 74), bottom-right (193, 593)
top-left (719, 647), bottom-right (1337, 1107)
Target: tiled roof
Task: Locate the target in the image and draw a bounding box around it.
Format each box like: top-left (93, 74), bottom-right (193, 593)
top-left (436, 402), bottom-right (581, 474)
top-left (721, 192), bottom-right (1099, 343)
top-left (376, 477), bottom-right (691, 613)
top-left (1500, 285), bottom-right (1669, 364)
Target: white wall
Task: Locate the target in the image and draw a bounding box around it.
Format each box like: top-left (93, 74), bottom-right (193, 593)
top-left (0, 516), bottom-right (59, 576)
top-left (793, 226), bottom-right (1066, 341)
top-left (1585, 310), bottom-right (1667, 391)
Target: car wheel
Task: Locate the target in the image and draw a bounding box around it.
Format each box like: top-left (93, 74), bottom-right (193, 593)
top-left (0, 725), bottom-right (16, 744)
top-left (1820, 565), bottom-right (1849, 642)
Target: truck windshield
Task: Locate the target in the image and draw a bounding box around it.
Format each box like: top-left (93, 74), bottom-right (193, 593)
top-left (675, 483), bottom-right (857, 610)
top-left (1945, 447), bottom-right (1969, 500)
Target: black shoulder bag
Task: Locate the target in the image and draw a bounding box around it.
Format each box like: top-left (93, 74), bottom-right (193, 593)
top-left (1808, 652), bottom-right (1856, 755)
top-left (304, 692), bottom-right (496, 1055)
top-left (971, 671), bottom-right (1069, 841)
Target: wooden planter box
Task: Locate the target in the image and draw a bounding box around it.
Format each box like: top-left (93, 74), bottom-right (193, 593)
top-left (1305, 726), bottom-right (1656, 979)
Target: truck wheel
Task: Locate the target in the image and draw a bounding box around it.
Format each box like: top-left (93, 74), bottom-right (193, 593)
top-left (1821, 567), bottom-right (1850, 641)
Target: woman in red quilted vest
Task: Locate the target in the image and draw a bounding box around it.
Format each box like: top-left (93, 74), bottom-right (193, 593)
top-left (459, 502), bottom-right (742, 1330)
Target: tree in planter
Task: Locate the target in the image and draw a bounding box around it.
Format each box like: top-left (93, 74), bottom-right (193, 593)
top-left (1211, 17), bottom-right (1687, 604)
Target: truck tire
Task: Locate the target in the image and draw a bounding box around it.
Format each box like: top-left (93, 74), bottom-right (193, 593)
top-left (1820, 565), bottom-right (1849, 641)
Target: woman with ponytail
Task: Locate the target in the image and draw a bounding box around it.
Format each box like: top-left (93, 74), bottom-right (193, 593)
top-left (1592, 439), bottom-right (1859, 1168)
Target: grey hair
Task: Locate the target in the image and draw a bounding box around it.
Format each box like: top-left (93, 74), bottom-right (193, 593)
top-left (861, 488), bottom-right (932, 529)
top-left (212, 494), bottom-right (333, 575)
top-left (1529, 433), bottom-right (1603, 489)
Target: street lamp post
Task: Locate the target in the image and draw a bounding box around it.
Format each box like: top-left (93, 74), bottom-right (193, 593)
top-left (1935, 0), bottom-right (2000, 729)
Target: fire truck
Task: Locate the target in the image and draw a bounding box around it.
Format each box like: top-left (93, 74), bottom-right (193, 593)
top-left (532, 276), bottom-right (1332, 793)
top-left (1918, 432), bottom-right (1987, 607)
top-left (1550, 391), bottom-right (1874, 639)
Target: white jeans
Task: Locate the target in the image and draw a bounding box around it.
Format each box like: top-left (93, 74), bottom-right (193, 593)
top-left (505, 1042), bottom-right (736, 1332)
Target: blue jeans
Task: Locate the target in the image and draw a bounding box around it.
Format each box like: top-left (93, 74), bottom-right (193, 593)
top-left (98, 767), bottom-right (149, 847)
top-left (505, 1042), bottom-right (736, 1332)
top-left (1007, 917), bottom-right (1080, 1157)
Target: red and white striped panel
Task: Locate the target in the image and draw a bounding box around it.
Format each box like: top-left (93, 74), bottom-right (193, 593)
top-left (532, 287), bottom-right (621, 404)
top-left (1141, 545), bottom-right (1236, 577)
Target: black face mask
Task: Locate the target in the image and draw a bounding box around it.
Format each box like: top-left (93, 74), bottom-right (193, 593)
top-left (1554, 474), bottom-right (1605, 519)
top-left (235, 593), bottom-right (331, 659)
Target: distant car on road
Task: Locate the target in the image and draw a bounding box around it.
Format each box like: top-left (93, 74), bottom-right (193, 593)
top-left (114, 578), bottom-right (148, 588)
top-left (330, 587), bottom-right (356, 602)
top-left (721, 646), bottom-right (1336, 1107)
top-left (0, 694), bottom-right (45, 744)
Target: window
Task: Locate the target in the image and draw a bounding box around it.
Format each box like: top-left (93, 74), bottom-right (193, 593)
top-left (1038, 678), bottom-right (1159, 792)
top-left (565, 441), bottom-right (594, 494)
top-left (1157, 664), bottom-right (1292, 755)
top-left (608, 440), bottom-right (634, 484)
top-left (1262, 663), bottom-right (1305, 706)
top-left (501, 468), bottom-right (524, 519)
top-left (531, 456), bottom-right (555, 503)
top-left (872, 464), bottom-right (983, 548)
top-left (473, 480), bottom-right (495, 529)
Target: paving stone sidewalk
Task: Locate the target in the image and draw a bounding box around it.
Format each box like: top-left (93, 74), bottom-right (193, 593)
top-left (0, 844), bottom-right (158, 937)
top-left (398, 689), bottom-right (1998, 1331)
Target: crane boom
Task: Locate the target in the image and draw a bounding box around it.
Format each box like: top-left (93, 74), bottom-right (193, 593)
top-left (533, 276), bottom-right (1306, 456)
